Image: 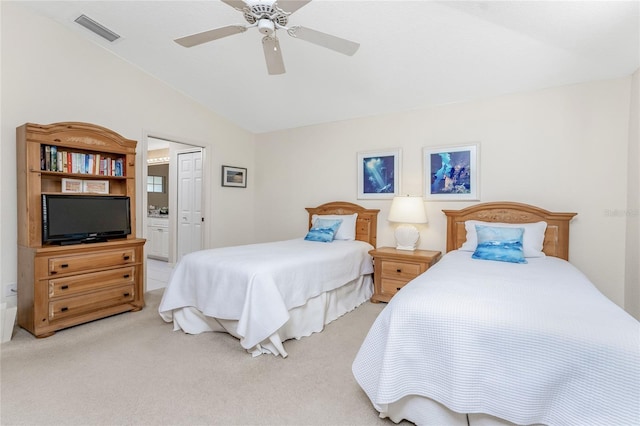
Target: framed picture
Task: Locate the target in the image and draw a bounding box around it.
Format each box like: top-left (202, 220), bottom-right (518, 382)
top-left (83, 180), bottom-right (110, 194)
top-left (357, 149), bottom-right (401, 199)
top-left (61, 178), bottom-right (83, 193)
top-left (221, 165), bottom-right (247, 188)
top-left (424, 143), bottom-right (479, 201)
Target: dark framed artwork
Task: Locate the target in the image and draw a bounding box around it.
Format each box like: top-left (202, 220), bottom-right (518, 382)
top-left (423, 143), bottom-right (479, 200)
top-left (357, 149), bottom-right (401, 199)
top-left (221, 165), bottom-right (247, 188)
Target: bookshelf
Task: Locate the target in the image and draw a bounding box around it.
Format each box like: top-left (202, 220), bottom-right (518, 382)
top-left (16, 122), bottom-right (146, 337)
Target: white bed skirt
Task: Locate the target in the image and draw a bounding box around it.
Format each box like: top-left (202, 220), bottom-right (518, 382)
top-left (169, 274), bottom-right (373, 358)
top-left (382, 395), bottom-right (541, 426)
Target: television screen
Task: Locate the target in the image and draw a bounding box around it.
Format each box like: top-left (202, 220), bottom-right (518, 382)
top-left (42, 194), bottom-right (131, 244)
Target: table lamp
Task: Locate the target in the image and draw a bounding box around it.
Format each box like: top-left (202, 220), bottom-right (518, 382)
top-left (387, 195), bottom-right (428, 251)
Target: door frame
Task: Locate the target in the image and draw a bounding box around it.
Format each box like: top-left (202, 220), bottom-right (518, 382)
top-left (139, 131), bottom-right (208, 267)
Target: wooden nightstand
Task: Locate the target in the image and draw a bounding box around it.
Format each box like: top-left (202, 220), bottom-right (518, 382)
top-left (369, 247), bottom-right (441, 303)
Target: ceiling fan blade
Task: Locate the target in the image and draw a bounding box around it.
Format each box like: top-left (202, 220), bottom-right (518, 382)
top-left (287, 26), bottom-right (359, 56)
top-left (262, 36), bottom-right (286, 75)
top-left (221, 0), bottom-right (247, 11)
top-left (276, 0), bottom-right (312, 14)
top-left (175, 25), bottom-right (247, 47)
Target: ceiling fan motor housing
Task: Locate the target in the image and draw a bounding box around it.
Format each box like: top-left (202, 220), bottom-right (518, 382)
top-left (258, 19), bottom-right (275, 35)
top-left (243, 2), bottom-right (289, 27)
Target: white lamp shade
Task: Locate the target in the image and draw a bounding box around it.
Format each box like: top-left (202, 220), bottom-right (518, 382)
top-left (388, 196), bottom-right (427, 251)
top-left (388, 196), bottom-right (428, 224)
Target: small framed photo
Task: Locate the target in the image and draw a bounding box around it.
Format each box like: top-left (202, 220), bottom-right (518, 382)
top-left (357, 149), bottom-right (401, 199)
top-left (222, 165), bottom-right (247, 188)
top-left (423, 143), bottom-right (479, 201)
top-left (61, 178), bottom-right (83, 193)
top-left (82, 180), bottom-right (110, 194)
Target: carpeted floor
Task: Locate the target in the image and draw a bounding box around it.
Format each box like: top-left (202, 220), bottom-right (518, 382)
top-left (0, 289), bottom-right (405, 425)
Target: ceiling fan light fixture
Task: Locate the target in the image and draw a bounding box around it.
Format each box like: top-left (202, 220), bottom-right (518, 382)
top-left (258, 19), bottom-right (275, 35)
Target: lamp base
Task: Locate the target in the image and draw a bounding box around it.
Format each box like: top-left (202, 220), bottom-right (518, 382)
top-left (394, 224), bottom-right (419, 251)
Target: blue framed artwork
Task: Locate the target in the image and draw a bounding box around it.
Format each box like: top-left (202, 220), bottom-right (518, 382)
top-left (423, 143), bottom-right (479, 201)
top-left (357, 149), bottom-right (401, 199)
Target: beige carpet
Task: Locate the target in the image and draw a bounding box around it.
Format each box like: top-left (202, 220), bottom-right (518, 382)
top-left (0, 290), bottom-right (406, 426)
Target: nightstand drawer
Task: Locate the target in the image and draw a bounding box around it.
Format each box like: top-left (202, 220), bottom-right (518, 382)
top-left (381, 277), bottom-right (412, 295)
top-left (369, 247), bottom-right (441, 303)
top-left (380, 260), bottom-right (422, 280)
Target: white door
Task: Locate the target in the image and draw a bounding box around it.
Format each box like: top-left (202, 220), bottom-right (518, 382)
top-left (176, 150), bottom-right (203, 261)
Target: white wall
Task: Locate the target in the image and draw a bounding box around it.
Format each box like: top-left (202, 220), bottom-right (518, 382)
top-left (255, 77), bottom-right (634, 309)
top-left (1, 3), bottom-right (256, 305)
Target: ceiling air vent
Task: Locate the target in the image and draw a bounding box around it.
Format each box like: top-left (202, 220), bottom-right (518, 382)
top-left (74, 14), bottom-right (120, 42)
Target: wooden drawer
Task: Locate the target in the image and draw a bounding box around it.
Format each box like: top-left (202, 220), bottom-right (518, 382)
top-left (380, 260), bottom-right (422, 280)
top-left (369, 247), bottom-right (441, 304)
top-left (381, 277), bottom-right (412, 295)
top-left (48, 266), bottom-right (135, 298)
top-left (48, 248), bottom-right (136, 276)
top-left (49, 284), bottom-right (135, 321)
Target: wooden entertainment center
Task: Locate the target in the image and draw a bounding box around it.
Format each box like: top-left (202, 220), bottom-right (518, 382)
top-left (16, 122), bottom-right (145, 338)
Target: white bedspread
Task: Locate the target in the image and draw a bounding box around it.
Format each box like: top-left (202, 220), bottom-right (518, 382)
top-left (159, 238), bottom-right (373, 351)
top-left (352, 250), bottom-right (640, 426)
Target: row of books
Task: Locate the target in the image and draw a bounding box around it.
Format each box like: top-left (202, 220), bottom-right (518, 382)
top-left (40, 145), bottom-right (125, 176)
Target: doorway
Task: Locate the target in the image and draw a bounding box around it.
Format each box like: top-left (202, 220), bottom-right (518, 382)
top-left (146, 136), bottom-right (205, 267)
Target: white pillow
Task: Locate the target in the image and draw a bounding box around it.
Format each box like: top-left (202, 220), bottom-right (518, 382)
top-left (312, 213), bottom-right (358, 241)
top-left (460, 220), bottom-right (548, 258)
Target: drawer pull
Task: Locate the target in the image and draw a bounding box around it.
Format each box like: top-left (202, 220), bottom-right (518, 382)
top-left (60, 307), bottom-right (68, 312)
top-left (123, 274), bottom-right (130, 278)
top-left (123, 255), bottom-right (130, 261)
top-left (123, 292), bottom-right (130, 297)
top-left (61, 285), bottom-right (69, 290)
top-left (61, 264), bottom-right (69, 268)
top-left (396, 268), bottom-right (402, 273)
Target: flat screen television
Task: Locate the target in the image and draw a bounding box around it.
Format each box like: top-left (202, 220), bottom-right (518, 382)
top-left (42, 194), bottom-right (131, 245)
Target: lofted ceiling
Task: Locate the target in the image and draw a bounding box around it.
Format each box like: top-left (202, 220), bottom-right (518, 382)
top-left (17, 1), bottom-right (640, 134)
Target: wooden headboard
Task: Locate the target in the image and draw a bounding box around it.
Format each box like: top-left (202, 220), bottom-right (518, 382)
top-left (442, 202), bottom-right (577, 260)
top-left (305, 201), bottom-right (379, 247)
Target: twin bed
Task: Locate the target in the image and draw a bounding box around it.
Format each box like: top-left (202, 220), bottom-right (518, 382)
top-left (159, 201), bottom-right (379, 358)
top-left (352, 202), bottom-right (640, 426)
top-left (158, 200), bottom-right (639, 425)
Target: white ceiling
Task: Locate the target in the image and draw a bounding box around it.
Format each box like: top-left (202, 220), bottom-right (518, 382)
top-left (18, 1), bottom-right (640, 134)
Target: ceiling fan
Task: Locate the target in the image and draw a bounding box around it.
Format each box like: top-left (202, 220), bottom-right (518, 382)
top-left (174, 0), bottom-right (359, 75)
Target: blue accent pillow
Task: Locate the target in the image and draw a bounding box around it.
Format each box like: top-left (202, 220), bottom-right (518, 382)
top-left (304, 219), bottom-right (343, 243)
top-left (472, 225), bottom-right (527, 264)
